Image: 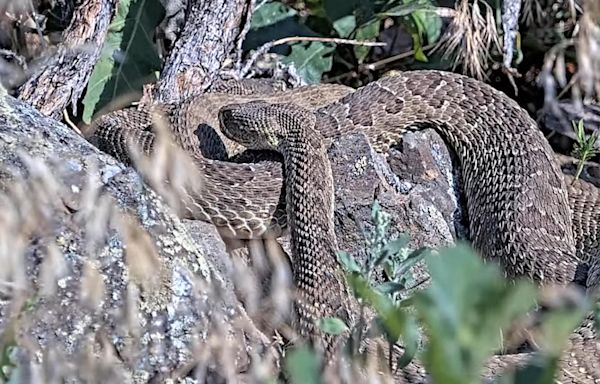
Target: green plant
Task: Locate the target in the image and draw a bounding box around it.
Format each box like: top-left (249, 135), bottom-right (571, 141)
top-left (0, 296), bottom-right (38, 383)
top-left (245, 0), bottom-right (443, 83)
top-left (283, 201), bottom-right (589, 383)
top-left (335, 201), bottom-right (427, 368)
top-left (571, 119), bottom-right (599, 183)
top-left (82, 0), bottom-right (163, 123)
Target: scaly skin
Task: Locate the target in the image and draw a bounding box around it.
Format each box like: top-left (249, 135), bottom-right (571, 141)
top-left (91, 70), bottom-right (600, 382)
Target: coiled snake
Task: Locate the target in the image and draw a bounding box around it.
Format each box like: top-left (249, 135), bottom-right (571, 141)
top-left (91, 70), bottom-right (600, 382)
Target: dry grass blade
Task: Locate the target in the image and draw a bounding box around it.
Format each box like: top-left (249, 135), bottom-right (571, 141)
top-left (39, 241), bottom-right (68, 297)
top-left (521, 0), bottom-right (544, 25)
top-left (0, 153), bottom-right (70, 297)
top-left (127, 108), bottom-right (206, 218)
top-left (118, 213), bottom-right (162, 293)
top-left (541, 0), bottom-right (598, 122)
top-left (434, 0), bottom-right (501, 79)
top-left (576, 0), bottom-right (600, 101)
top-left (77, 160), bottom-right (115, 257)
top-left (264, 238), bottom-right (293, 324)
top-left (80, 260), bottom-right (106, 310)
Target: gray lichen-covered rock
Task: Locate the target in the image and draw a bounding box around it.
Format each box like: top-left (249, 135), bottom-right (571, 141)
top-left (0, 91), bottom-right (272, 382)
top-left (268, 129), bottom-right (460, 289)
top-left (329, 131), bottom-right (460, 284)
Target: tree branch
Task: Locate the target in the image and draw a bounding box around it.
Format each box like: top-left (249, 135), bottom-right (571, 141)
top-left (155, 0), bottom-right (250, 103)
top-left (17, 0), bottom-right (117, 118)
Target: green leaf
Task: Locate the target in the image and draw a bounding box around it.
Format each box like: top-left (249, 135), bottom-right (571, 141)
top-left (375, 281), bottom-right (405, 295)
top-left (537, 305), bottom-right (588, 355)
top-left (82, 0), bottom-right (163, 123)
top-left (378, 234), bottom-right (410, 260)
top-left (317, 317), bottom-right (349, 335)
top-left (250, 1), bottom-right (298, 30)
top-left (337, 251), bottom-right (362, 273)
top-left (347, 273), bottom-right (394, 314)
top-left (396, 315), bottom-right (420, 368)
top-left (354, 20), bottom-right (380, 63)
top-left (371, 199), bottom-right (382, 218)
top-left (383, 258), bottom-right (395, 281)
top-left (571, 119), bottom-right (599, 182)
top-left (412, 33), bottom-right (428, 62)
top-left (413, 243), bottom-right (538, 384)
top-left (411, 9), bottom-right (442, 44)
top-left (493, 356), bottom-right (560, 384)
top-left (284, 346), bottom-right (321, 384)
top-left (282, 41), bottom-right (335, 84)
top-left (332, 15), bottom-right (356, 38)
top-left (348, 273), bottom-right (416, 348)
top-left (392, 247), bottom-right (429, 280)
top-left (372, 0), bottom-right (441, 45)
top-left (378, 2), bottom-right (435, 18)
top-left (488, 298), bottom-right (586, 382)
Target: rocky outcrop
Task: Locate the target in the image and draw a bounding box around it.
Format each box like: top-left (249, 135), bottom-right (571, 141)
top-left (329, 130), bottom-right (459, 284)
top-left (0, 91), bottom-right (273, 382)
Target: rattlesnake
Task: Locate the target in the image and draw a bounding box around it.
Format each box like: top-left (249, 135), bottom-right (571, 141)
top-left (90, 70), bottom-right (600, 382)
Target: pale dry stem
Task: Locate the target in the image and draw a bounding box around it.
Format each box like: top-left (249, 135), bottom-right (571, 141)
top-left (434, 0), bottom-right (502, 80)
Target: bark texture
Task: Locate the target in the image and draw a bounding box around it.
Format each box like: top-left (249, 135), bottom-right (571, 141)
top-left (154, 0), bottom-right (251, 103)
top-left (17, 0), bottom-right (117, 118)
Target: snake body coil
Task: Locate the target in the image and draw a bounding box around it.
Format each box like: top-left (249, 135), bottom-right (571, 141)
top-left (92, 70), bottom-right (600, 381)
top-left (218, 71), bottom-right (578, 283)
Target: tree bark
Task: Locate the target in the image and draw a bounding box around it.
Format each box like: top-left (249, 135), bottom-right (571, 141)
top-left (17, 0), bottom-right (116, 119)
top-left (154, 0), bottom-right (251, 103)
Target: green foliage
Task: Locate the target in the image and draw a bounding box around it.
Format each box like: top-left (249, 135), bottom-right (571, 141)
top-left (0, 341), bottom-right (16, 383)
top-left (571, 119), bottom-right (599, 183)
top-left (250, 2), bottom-right (298, 29)
top-left (353, 20), bottom-right (379, 62)
top-left (337, 201), bottom-right (428, 366)
top-left (284, 346), bottom-right (321, 384)
top-left (243, 2), bottom-right (316, 52)
top-left (0, 296), bottom-right (38, 383)
top-left (81, 0), bottom-right (164, 123)
top-left (282, 42), bottom-right (336, 84)
top-left (285, 202), bottom-right (588, 383)
top-left (317, 317), bottom-right (349, 335)
top-left (494, 294), bottom-right (588, 384)
top-left (413, 244), bottom-right (538, 384)
top-left (246, 0), bottom-right (443, 82)
top-left (379, 1), bottom-right (442, 62)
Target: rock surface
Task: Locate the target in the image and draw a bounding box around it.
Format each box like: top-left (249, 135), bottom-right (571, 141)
top-left (329, 130), bottom-right (459, 284)
top-left (0, 91), bottom-right (272, 383)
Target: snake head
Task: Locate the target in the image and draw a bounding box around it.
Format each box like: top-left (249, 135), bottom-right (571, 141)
top-left (218, 101), bottom-right (316, 151)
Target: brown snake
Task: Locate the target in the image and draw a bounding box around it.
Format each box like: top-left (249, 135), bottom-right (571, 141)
top-left (90, 70), bottom-right (600, 382)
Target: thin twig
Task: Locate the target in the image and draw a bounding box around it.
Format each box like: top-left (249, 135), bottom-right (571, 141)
top-left (240, 36), bottom-right (386, 77)
top-left (63, 110), bottom-right (82, 136)
top-left (324, 43), bottom-right (437, 84)
top-left (361, 43), bottom-right (438, 71)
